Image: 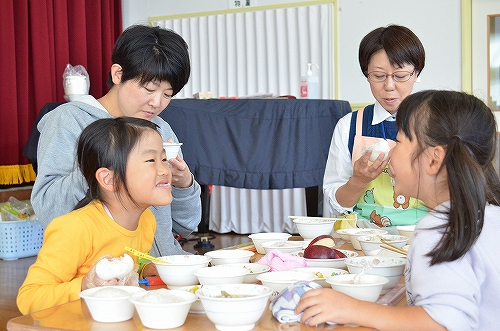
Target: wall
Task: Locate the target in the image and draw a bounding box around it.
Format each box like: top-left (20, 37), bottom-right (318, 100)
top-left (121, 0), bottom-right (470, 105)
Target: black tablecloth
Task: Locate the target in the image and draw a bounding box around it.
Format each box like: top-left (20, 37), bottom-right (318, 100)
top-left (160, 98), bottom-right (351, 190)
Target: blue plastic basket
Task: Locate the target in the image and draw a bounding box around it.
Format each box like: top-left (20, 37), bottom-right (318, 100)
top-left (0, 220), bottom-right (44, 260)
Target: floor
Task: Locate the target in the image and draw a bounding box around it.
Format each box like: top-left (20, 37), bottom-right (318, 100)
top-left (0, 231), bottom-right (251, 330)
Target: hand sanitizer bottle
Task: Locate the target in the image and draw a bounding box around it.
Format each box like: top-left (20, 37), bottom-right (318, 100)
top-left (300, 63), bottom-right (319, 99)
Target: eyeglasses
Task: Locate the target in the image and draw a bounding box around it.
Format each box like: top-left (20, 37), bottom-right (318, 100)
top-left (367, 70), bottom-right (415, 83)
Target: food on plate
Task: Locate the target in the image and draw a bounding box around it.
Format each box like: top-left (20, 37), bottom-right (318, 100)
top-left (95, 253), bottom-right (134, 280)
top-left (308, 234), bottom-right (336, 247)
top-left (363, 139), bottom-right (391, 162)
top-left (138, 289), bottom-right (184, 303)
top-left (303, 245), bottom-right (347, 259)
top-left (90, 287), bottom-right (130, 298)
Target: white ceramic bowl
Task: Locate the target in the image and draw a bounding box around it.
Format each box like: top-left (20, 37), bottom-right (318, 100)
top-left (171, 285), bottom-right (205, 314)
top-left (344, 256), bottom-right (406, 294)
top-left (303, 249), bottom-right (358, 269)
top-left (343, 228), bottom-right (388, 250)
top-left (292, 267), bottom-right (348, 287)
top-left (357, 235), bottom-right (409, 256)
top-left (396, 225), bottom-right (416, 245)
top-left (194, 266), bottom-right (249, 285)
top-left (196, 284), bottom-right (272, 331)
top-left (129, 289), bottom-right (197, 329)
top-left (335, 229), bottom-right (352, 241)
top-left (154, 255), bottom-right (212, 287)
top-left (256, 270), bottom-right (317, 293)
top-left (162, 142), bottom-right (183, 159)
top-left (261, 240), bottom-right (304, 254)
top-left (292, 218), bottom-right (335, 240)
top-left (79, 286), bottom-right (145, 323)
top-left (326, 274), bottom-right (389, 302)
top-left (248, 232), bottom-right (292, 254)
top-left (214, 263), bottom-right (270, 284)
top-left (204, 249), bottom-right (255, 266)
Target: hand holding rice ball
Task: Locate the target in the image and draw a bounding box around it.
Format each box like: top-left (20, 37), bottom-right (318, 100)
top-left (95, 254), bottom-right (134, 280)
top-left (362, 139), bottom-right (391, 162)
top-left (83, 254), bottom-right (138, 289)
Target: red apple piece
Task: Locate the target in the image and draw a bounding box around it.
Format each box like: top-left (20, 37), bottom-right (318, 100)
top-left (308, 235), bottom-right (336, 248)
top-left (303, 245), bottom-right (337, 259)
top-left (333, 249), bottom-right (347, 259)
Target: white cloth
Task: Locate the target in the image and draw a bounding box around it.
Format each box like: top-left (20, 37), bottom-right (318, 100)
top-left (323, 101), bottom-right (394, 216)
top-left (270, 281), bottom-right (323, 323)
top-left (209, 186), bottom-right (306, 234)
top-left (406, 202), bottom-right (500, 330)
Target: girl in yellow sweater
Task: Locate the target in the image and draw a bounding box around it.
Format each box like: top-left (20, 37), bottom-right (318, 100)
top-left (17, 117), bottom-right (172, 314)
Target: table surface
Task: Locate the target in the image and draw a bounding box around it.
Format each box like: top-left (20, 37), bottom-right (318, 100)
top-left (7, 242), bottom-right (406, 331)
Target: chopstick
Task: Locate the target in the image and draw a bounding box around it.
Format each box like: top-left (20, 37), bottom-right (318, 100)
top-left (380, 244), bottom-right (408, 256)
top-left (124, 246), bottom-right (170, 264)
top-left (379, 238), bottom-right (408, 256)
top-left (287, 216), bottom-right (344, 221)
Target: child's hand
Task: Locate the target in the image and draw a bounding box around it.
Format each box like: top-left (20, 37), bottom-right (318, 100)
top-left (141, 263), bottom-right (159, 278)
top-left (82, 255), bottom-right (139, 290)
top-left (294, 288), bottom-right (359, 326)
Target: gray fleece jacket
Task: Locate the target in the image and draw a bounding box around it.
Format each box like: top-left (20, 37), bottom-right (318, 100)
top-left (31, 96), bottom-right (201, 257)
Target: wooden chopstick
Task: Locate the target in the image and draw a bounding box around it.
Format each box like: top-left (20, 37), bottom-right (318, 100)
top-left (380, 244), bottom-right (408, 256)
top-left (287, 216), bottom-right (345, 221)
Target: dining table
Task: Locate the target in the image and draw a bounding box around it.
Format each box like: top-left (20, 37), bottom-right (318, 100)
top-left (7, 241), bottom-right (407, 331)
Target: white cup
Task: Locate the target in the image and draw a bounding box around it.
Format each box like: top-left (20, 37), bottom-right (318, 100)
top-left (64, 75), bottom-right (89, 95)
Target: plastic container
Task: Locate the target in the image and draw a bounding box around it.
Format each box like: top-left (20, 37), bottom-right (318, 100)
top-left (0, 220), bottom-right (44, 260)
top-left (300, 63), bottom-right (319, 99)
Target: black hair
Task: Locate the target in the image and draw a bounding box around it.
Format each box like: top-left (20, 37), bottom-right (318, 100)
top-left (106, 25), bottom-right (190, 96)
top-left (396, 90), bottom-right (500, 265)
top-left (74, 117), bottom-right (160, 210)
top-left (359, 24), bottom-right (425, 77)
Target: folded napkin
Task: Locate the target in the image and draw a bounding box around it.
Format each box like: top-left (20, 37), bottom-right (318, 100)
top-left (270, 281), bottom-right (322, 323)
top-left (256, 250), bottom-right (307, 272)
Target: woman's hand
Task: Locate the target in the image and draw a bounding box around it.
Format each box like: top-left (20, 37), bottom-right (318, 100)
top-left (169, 155), bottom-right (193, 188)
top-left (351, 150), bottom-right (390, 186)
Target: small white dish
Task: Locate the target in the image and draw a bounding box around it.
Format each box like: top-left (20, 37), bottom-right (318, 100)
top-left (162, 142), bottom-right (183, 159)
top-left (326, 274), bottom-right (389, 302)
top-left (256, 270), bottom-right (317, 293)
top-left (194, 266), bottom-right (249, 285)
top-left (302, 249), bottom-right (358, 269)
top-left (248, 233), bottom-right (292, 254)
top-left (79, 286), bottom-right (145, 323)
top-left (292, 267), bottom-right (348, 287)
top-left (261, 240), bottom-right (304, 254)
top-left (196, 284), bottom-right (272, 331)
top-left (204, 249), bottom-right (255, 266)
top-left (214, 263), bottom-right (270, 284)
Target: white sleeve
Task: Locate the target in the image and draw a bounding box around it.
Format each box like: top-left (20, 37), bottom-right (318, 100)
top-left (322, 113), bottom-right (355, 215)
top-left (407, 214), bottom-right (481, 330)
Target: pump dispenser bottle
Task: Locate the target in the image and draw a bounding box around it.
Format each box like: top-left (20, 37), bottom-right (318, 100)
top-left (300, 63), bottom-right (319, 99)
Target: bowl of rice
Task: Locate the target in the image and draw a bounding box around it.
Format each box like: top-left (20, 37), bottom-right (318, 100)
top-left (79, 286), bottom-right (145, 323)
top-left (129, 288), bottom-right (197, 329)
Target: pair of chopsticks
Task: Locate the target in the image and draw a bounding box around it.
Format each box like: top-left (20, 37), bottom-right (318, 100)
top-left (380, 239), bottom-right (408, 256)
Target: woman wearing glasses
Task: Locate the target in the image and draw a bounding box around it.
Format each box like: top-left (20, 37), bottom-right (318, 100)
top-left (323, 25), bottom-right (426, 227)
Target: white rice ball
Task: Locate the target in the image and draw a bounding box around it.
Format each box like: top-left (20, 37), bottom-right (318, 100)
top-left (91, 287), bottom-right (129, 298)
top-left (95, 253), bottom-right (134, 280)
top-left (363, 139), bottom-right (391, 162)
top-left (139, 289), bottom-right (184, 304)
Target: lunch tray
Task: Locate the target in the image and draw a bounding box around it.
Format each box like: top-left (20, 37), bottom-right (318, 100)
top-left (0, 220), bottom-right (43, 260)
